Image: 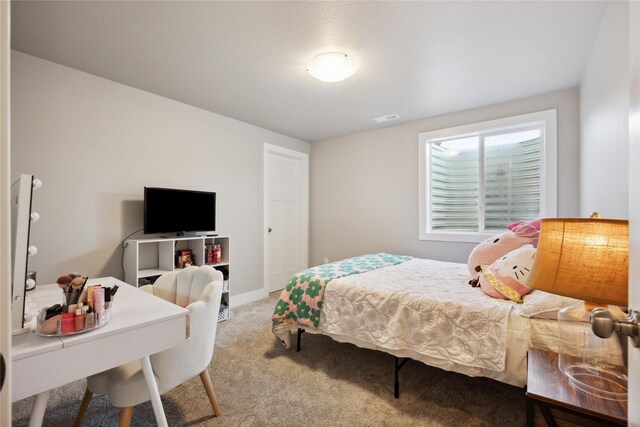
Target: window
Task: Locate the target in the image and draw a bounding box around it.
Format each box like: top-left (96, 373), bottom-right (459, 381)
top-left (418, 109), bottom-right (557, 242)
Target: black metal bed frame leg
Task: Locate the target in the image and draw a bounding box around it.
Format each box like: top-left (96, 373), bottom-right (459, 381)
top-left (394, 356), bottom-right (409, 399)
top-left (296, 328), bottom-right (304, 352)
top-left (394, 357), bottom-right (400, 398)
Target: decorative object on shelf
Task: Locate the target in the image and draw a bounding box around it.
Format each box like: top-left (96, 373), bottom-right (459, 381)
top-left (217, 308), bottom-right (229, 322)
top-left (527, 216), bottom-right (629, 400)
top-left (218, 267), bottom-right (229, 292)
top-left (205, 243), bottom-right (214, 264)
top-left (176, 249), bottom-right (194, 268)
top-left (213, 244), bottom-right (222, 264)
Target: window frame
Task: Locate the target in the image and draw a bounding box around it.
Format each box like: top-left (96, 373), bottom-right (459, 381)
top-left (418, 109), bottom-right (557, 242)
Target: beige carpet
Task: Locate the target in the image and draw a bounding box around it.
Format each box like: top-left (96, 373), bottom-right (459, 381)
top-left (12, 294), bottom-right (526, 426)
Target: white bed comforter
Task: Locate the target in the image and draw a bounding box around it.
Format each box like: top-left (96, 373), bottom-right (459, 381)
top-left (319, 258), bottom-right (516, 372)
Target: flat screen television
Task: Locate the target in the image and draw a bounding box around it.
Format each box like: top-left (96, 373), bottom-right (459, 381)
top-left (144, 187), bottom-right (216, 235)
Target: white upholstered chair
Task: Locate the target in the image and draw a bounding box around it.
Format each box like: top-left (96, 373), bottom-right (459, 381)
top-left (75, 266), bottom-right (224, 427)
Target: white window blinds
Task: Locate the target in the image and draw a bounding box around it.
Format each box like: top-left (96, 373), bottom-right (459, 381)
top-left (484, 133), bottom-right (541, 230)
top-left (429, 129), bottom-right (542, 232)
top-left (429, 138), bottom-right (479, 231)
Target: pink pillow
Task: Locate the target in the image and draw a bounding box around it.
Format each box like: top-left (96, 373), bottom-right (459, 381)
top-left (479, 244), bottom-right (536, 302)
top-left (467, 223), bottom-right (539, 283)
top-left (507, 219), bottom-right (541, 232)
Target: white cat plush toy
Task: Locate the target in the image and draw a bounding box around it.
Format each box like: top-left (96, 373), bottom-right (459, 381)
top-left (478, 244), bottom-right (536, 302)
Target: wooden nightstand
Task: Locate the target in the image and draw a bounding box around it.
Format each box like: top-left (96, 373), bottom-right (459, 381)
top-left (526, 348), bottom-right (627, 427)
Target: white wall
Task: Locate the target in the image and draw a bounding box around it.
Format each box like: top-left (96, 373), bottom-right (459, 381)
top-left (580, 1), bottom-right (629, 218)
top-left (11, 51), bottom-right (310, 297)
top-left (310, 88), bottom-right (580, 266)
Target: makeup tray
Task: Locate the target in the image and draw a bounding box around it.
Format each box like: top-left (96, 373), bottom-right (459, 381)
top-left (36, 306), bottom-right (111, 337)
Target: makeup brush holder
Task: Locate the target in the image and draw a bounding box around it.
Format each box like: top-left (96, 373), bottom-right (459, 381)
top-left (36, 306), bottom-right (111, 337)
top-left (62, 290), bottom-right (82, 306)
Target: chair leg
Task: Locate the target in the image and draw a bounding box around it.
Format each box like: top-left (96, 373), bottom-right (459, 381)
top-left (199, 369), bottom-right (222, 417)
top-left (74, 388), bottom-right (93, 427)
top-left (118, 406), bottom-right (134, 427)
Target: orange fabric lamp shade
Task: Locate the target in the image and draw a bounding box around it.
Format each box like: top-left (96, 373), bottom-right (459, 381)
top-left (527, 218), bottom-right (628, 306)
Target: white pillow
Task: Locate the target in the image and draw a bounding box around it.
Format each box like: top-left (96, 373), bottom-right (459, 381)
top-left (520, 290), bottom-right (580, 319)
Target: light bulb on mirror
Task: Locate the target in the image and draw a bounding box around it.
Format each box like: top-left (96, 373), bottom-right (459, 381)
top-left (32, 178), bottom-right (42, 190)
top-left (30, 212), bottom-right (40, 222)
top-left (28, 245), bottom-right (38, 256)
top-left (26, 279), bottom-right (36, 290)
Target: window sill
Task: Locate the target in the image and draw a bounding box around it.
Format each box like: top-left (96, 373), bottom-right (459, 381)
top-left (419, 232), bottom-right (496, 243)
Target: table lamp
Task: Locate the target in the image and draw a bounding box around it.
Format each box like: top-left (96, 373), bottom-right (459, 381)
top-left (527, 217), bottom-right (628, 400)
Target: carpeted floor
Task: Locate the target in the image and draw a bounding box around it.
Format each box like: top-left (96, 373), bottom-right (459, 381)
top-left (13, 294), bottom-right (526, 426)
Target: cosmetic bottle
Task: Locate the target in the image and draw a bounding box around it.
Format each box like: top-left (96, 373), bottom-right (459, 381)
top-left (85, 308), bottom-right (94, 328)
top-left (61, 313), bottom-right (75, 334)
top-left (104, 290), bottom-right (112, 323)
top-left (75, 304), bottom-right (84, 331)
top-left (87, 285), bottom-right (95, 311)
top-left (94, 288), bottom-right (105, 326)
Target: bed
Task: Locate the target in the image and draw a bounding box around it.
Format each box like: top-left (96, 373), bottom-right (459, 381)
top-left (271, 254), bottom-right (620, 391)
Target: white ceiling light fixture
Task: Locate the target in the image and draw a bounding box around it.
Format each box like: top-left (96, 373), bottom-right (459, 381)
top-left (307, 53), bottom-right (356, 83)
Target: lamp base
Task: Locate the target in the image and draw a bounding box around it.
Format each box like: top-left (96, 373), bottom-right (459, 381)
top-left (557, 301), bottom-right (627, 401)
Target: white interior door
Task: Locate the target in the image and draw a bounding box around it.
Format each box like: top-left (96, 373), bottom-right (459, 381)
top-left (627, 1), bottom-right (639, 424)
top-left (264, 144), bottom-right (308, 293)
top-left (268, 155), bottom-right (299, 291)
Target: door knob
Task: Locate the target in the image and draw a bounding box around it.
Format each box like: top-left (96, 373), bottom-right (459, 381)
top-left (268, 228), bottom-right (272, 233)
top-left (591, 308), bottom-right (640, 348)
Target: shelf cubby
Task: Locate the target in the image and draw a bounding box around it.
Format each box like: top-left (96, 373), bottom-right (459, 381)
top-left (124, 235), bottom-right (230, 322)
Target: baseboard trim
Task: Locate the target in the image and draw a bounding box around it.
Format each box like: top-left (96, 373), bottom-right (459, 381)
top-left (232, 288), bottom-right (269, 307)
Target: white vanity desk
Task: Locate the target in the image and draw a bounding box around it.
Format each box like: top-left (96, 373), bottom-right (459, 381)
top-left (11, 277), bottom-right (189, 427)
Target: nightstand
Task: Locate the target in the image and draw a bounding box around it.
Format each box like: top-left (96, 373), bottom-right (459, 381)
top-left (526, 348), bottom-right (627, 427)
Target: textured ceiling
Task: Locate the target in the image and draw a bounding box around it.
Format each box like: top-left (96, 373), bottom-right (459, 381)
top-left (11, 1), bottom-right (607, 142)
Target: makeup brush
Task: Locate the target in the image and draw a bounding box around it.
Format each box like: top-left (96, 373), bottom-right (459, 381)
top-left (78, 277), bottom-right (90, 304)
top-left (79, 276), bottom-right (89, 293)
top-left (57, 274), bottom-right (72, 292)
top-left (71, 276), bottom-right (84, 292)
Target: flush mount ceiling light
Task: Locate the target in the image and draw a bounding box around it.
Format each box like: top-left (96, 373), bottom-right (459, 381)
top-left (307, 53), bottom-right (356, 82)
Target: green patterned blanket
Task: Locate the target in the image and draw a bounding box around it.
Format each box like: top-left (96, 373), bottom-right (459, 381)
top-left (271, 253), bottom-right (412, 332)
